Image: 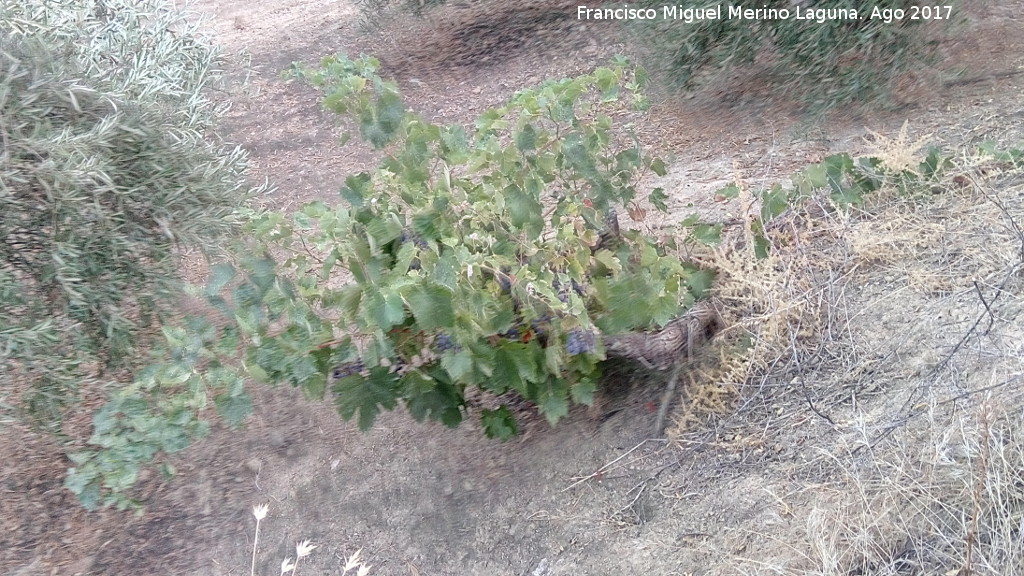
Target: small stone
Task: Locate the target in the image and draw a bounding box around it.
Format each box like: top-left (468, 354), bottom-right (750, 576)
top-left (67, 554), bottom-right (95, 575)
top-left (268, 430), bottom-right (286, 448)
top-left (245, 458), bottom-right (263, 474)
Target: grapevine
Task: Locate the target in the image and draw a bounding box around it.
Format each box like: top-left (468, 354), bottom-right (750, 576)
top-left (237, 54), bottom-right (707, 437)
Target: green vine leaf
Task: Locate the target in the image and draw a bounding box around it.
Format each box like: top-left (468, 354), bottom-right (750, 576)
top-left (405, 284), bottom-right (454, 330)
top-left (481, 406), bottom-right (518, 440)
top-left (332, 367), bottom-right (401, 431)
top-left (538, 379), bottom-right (570, 425)
top-left (404, 369), bottom-right (464, 427)
top-left (648, 187), bottom-right (669, 212)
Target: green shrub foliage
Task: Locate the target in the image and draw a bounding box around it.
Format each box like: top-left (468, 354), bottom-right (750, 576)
top-left (0, 3), bottom-right (264, 435)
top-left (244, 54), bottom-right (709, 437)
top-left (59, 54), bottom-right (705, 510)
top-left (631, 0), bottom-right (952, 107)
top-left (351, 0), bottom-right (953, 107)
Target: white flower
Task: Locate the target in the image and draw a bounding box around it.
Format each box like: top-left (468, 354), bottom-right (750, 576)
top-left (295, 539), bottom-right (317, 559)
top-left (343, 549), bottom-right (363, 571)
top-left (252, 503), bottom-right (269, 521)
top-left (280, 557), bottom-right (295, 575)
top-left (251, 503), bottom-right (269, 576)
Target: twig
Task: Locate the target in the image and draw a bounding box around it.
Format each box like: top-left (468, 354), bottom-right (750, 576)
top-left (973, 174), bottom-right (1024, 263)
top-left (614, 482), bottom-right (648, 519)
top-left (942, 68), bottom-right (1024, 88)
top-left (647, 455), bottom-right (682, 480)
top-left (972, 280), bottom-right (995, 335)
top-left (614, 456), bottom-right (681, 523)
top-left (653, 360), bottom-right (683, 438)
top-left (298, 235), bottom-right (325, 266)
top-left (798, 377), bottom-right (836, 427)
top-left (927, 262), bottom-right (1020, 378)
top-left (562, 439), bottom-right (665, 492)
top-left (964, 403), bottom-right (993, 576)
top-left (789, 328), bottom-right (835, 427)
top-left (938, 375), bottom-right (1022, 406)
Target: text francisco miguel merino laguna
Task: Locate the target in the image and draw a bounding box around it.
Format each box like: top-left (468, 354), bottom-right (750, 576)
top-left (577, 4), bottom-right (862, 23)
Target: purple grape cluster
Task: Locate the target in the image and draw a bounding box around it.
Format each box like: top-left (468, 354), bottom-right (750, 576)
top-left (551, 279), bottom-right (570, 304)
top-left (434, 332), bottom-right (459, 352)
top-left (552, 278), bottom-right (586, 304)
top-left (497, 272), bottom-right (513, 293)
top-left (531, 313), bottom-right (552, 336)
top-left (565, 329), bottom-right (597, 356)
top-left (332, 359), bottom-right (365, 379)
top-left (397, 229), bottom-right (427, 271)
top-left (399, 229), bottom-right (428, 249)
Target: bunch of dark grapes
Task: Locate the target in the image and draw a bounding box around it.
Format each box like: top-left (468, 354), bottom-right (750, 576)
top-left (397, 229), bottom-right (428, 271)
top-left (531, 313), bottom-right (552, 337)
top-left (496, 269), bottom-right (513, 293)
top-left (399, 228), bottom-right (428, 249)
top-left (501, 327), bottom-right (522, 340)
top-left (552, 279), bottom-right (570, 303)
top-left (565, 329), bottom-right (597, 356)
top-left (552, 278), bottom-right (587, 304)
top-left (332, 359), bottom-right (365, 379)
top-left (434, 332), bottom-right (460, 353)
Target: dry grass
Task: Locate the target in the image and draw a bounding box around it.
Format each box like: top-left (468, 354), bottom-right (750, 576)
top-left (665, 124), bottom-right (1024, 574)
top-left (731, 397), bottom-right (1024, 575)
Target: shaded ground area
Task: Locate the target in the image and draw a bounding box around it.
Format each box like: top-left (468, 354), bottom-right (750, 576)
top-left (2, 1), bottom-right (1024, 575)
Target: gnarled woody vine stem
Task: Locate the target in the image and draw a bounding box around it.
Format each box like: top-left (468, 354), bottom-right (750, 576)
top-left (602, 298), bottom-right (723, 371)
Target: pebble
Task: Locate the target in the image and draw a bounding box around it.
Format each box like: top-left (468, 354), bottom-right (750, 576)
top-left (268, 430), bottom-right (286, 448)
top-left (245, 458), bottom-right (263, 474)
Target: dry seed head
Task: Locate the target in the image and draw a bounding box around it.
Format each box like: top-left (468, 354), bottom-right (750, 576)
top-left (295, 540), bottom-right (317, 558)
top-left (343, 550), bottom-right (363, 571)
top-left (865, 120), bottom-right (933, 176)
top-left (252, 503), bottom-right (268, 521)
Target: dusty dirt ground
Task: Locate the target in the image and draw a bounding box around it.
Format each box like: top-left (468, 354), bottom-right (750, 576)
top-left (3, 1), bottom-right (1024, 575)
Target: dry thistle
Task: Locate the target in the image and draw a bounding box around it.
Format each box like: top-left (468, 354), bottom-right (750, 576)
top-left (295, 539), bottom-right (317, 559)
top-left (342, 549), bottom-right (363, 572)
top-left (342, 549), bottom-right (372, 575)
top-left (290, 539), bottom-right (317, 576)
top-left (252, 503), bottom-right (269, 521)
top-left (251, 504), bottom-right (269, 576)
top-left (247, 503), bottom-right (369, 574)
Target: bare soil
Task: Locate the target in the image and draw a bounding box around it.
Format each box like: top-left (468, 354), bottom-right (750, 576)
top-left (3, 2), bottom-right (1024, 575)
